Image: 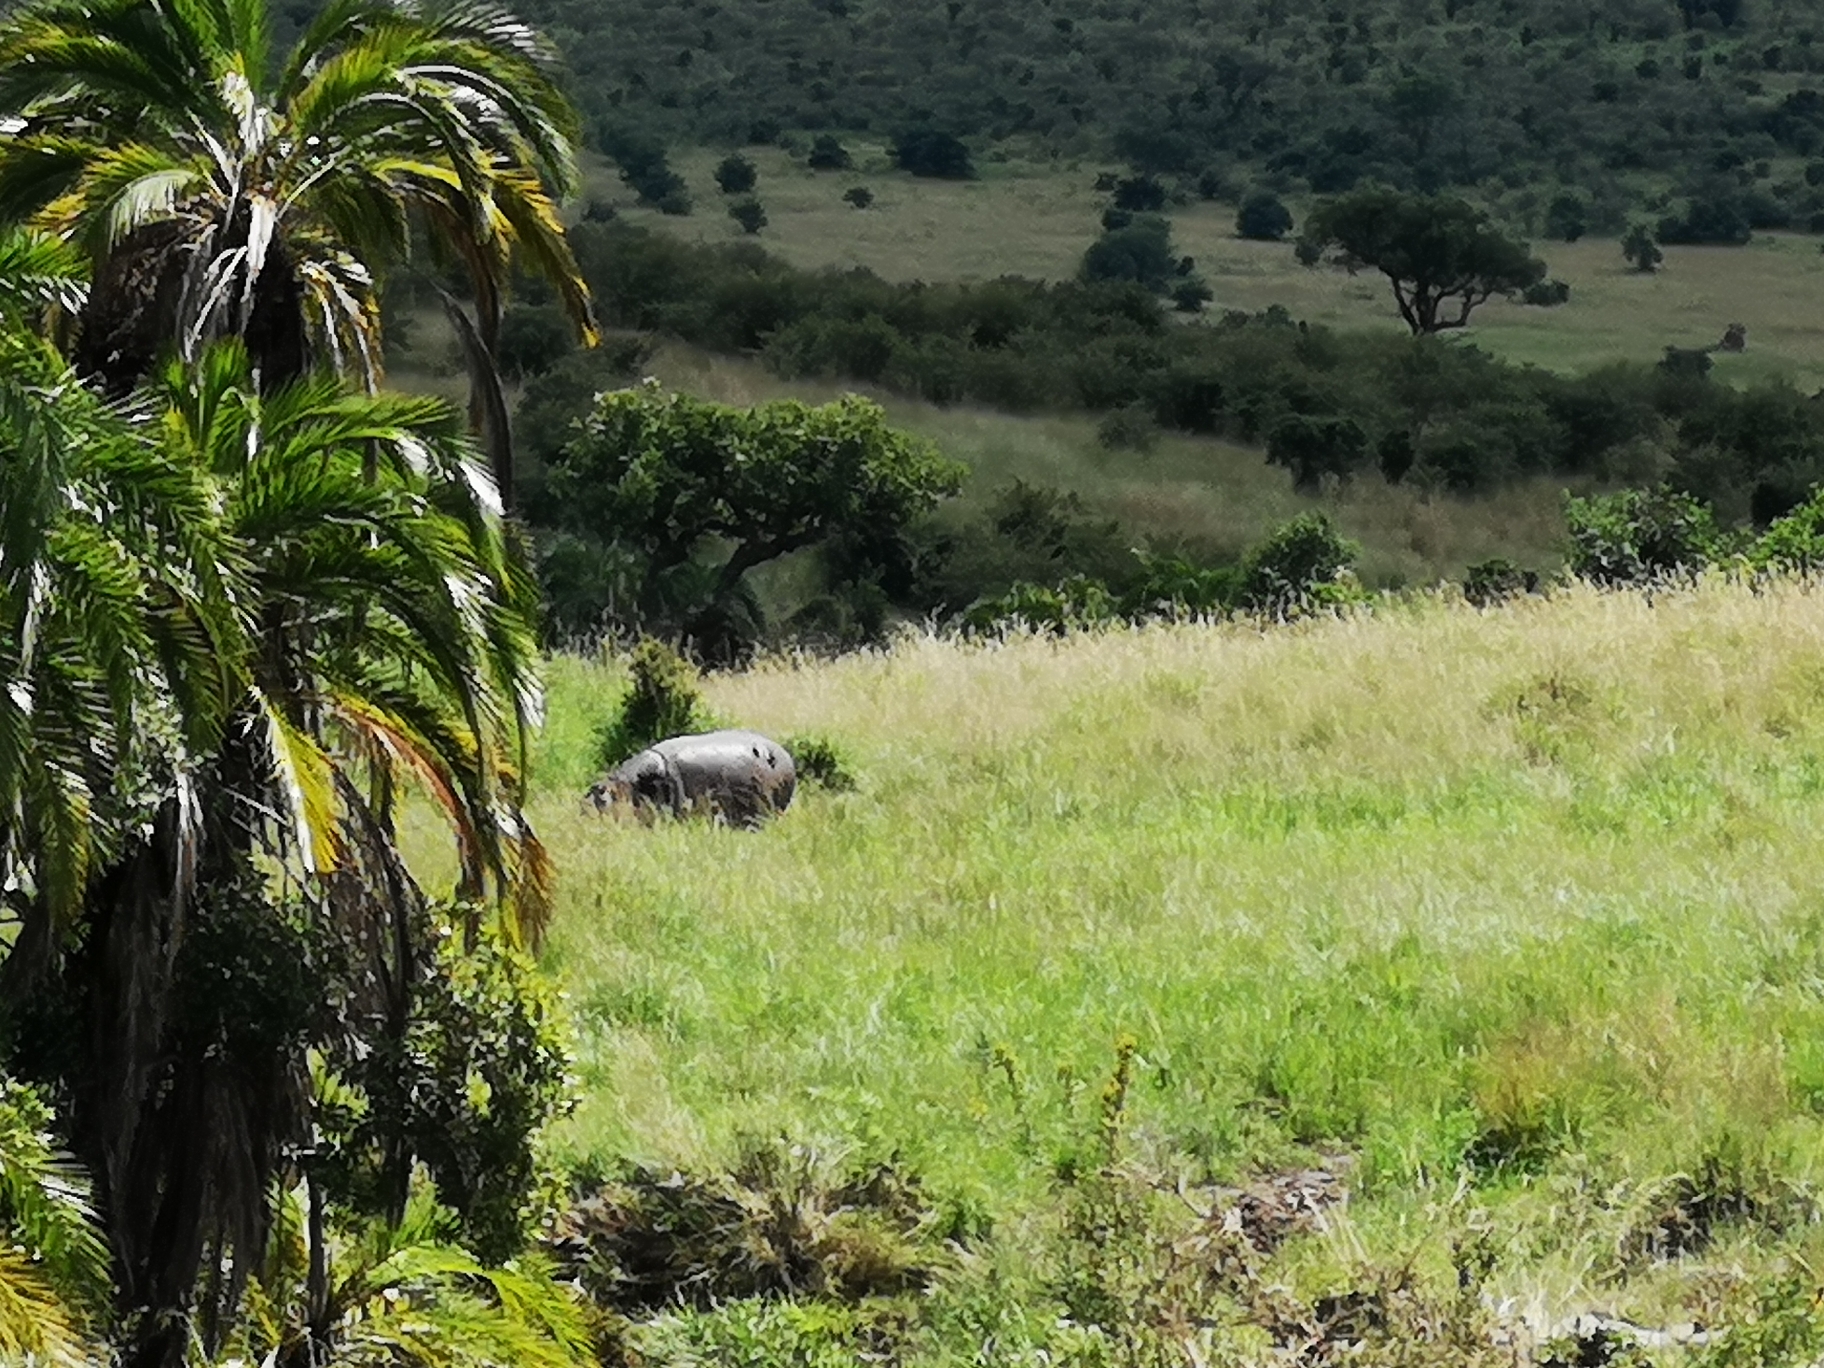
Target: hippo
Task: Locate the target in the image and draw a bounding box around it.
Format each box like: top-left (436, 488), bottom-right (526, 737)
top-left (587, 729), bottom-right (796, 827)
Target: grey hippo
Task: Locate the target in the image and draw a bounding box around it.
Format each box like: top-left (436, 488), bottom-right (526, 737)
top-left (588, 729), bottom-right (797, 827)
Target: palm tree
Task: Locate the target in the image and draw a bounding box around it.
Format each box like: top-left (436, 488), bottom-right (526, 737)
top-left (0, 1077), bottom-right (113, 1362)
top-left (0, 0), bottom-right (599, 507)
top-left (2, 337), bottom-right (556, 1368)
top-left (224, 1197), bottom-right (592, 1368)
top-left (0, 228), bottom-right (237, 976)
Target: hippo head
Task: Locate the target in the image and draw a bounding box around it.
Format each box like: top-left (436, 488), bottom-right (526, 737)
top-left (586, 776), bottom-right (637, 814)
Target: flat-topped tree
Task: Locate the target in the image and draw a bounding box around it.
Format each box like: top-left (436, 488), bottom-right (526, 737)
top-left (1296, 188), bottom-right (1546, 335)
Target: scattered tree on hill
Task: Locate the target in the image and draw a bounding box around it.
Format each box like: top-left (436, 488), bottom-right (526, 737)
top-left (544, 382), bottom-right (964, 655)
top-left (1544, 192), bottom-right (1588, 242)
top-left (716, 153), bottom-right (759, 194)
top-left (808, 135), bottom-right (855, 170)
top-left (1081, 215), bottom-right (1208, 299)
top-left (603, 127), bottom-right (693, 214)
top-left (1623, 225), bottom-right (1665, 272)
top-left (1266, 413), bottom-right (1369, 490)
top-left (497, 302), bottom-right (577, 378)
top-left (1236, 192), bottom-right (1295, 241)
top-left (844, 186), bottom-right (877, 209)
top-left (892, 128), bottom-right (975, 179)
top-left (1112, 174), bottom-right (1168, 212)
top-left (730, 198), bottom-right (769, 234)
top-left (1295, 188), bottom-right (1546, 334)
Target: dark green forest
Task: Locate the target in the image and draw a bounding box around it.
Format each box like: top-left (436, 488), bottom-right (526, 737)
top-left (478, 0), bottom-right (1824, 220)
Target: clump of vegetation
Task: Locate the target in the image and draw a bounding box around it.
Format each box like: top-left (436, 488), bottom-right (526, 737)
top-left (842, 185), bottom-right (875, 209)
top-left (1522, 278), bottom-right (1572, 307)
top-left (1623, 224), bottom-right (1665, 272)
top-left (714, 152), bottom-right (758, 194)
top-left (960, 511), bottom-right (1360, 635)
top-left (550, 1143), bottom-right (950, 1311)
top-left (729, 196), bottom-right (768, 234)
top-left (1463, 557), bottom-right (1541, 606)
top-left (1096, 404), bottom-right (1159, 452)
top-left (784, 735), bottom-right (859, 792)
top-left (1236, 191), bottom-right (1294, 241)
top-left (603, 125), bottom-right (692, 214)
top-left (891, 127), bottom-right (973, 179)
top-left (1564, 486), bottom-right (1723, 586)
top-left (1237, 511), bottom-right (1362, 618)
top-left (593, 638), bottom-right (716, 769)
top-left (808, 134), bottom-right (854, 171)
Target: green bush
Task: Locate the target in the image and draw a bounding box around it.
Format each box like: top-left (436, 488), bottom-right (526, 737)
top-left (593, 638), bottom-right (715, 768)
top-left (783, 734), bottom-right (858, 791)
top-left (964, 575), bottom-right (1120, 635)
top-left (891, 128), bottom-right (973, 179)
top-left (1080, 215), bottom-right (1179, 292)
top-left (1463, 557), bottom-right (1541, 606)
top-left (1749, 487), bottom-right (1824, 573)
top-left (1564, 486), bottom-right (1723, 585)
top-left (715, 152), bottom-right (757, 194)
top-left (1238, 512), bottom-right (1362, 617)
top-left (496, 302), bottom-right (575, 379)
top-left (808, 134), bottom-right (854, 170)
top-left (729, 197), bottom-right (768, 234)
top-left (1236, 191), bottom-right (1294, 240)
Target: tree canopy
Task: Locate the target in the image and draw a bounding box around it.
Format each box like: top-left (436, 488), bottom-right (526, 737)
top-left (541, 382), bottom-right (964, 652)
top-left (1296, 188), bottom-right (1546, 335)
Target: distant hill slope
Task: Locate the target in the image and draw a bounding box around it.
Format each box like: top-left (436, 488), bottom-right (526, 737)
top-left (529, 0), bottom-right (1824, 213)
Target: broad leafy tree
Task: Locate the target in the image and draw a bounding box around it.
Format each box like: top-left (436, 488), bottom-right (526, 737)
top-left (0, 0), bottom-right (599, 505)
top-left (1296, 188), bottom-right (1546, 335)
top-left (544, 381), bottom-right (964, 650)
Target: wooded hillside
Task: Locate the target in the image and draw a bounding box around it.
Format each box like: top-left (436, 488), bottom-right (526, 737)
top-left (517, 0), bottom-right (1824, 214)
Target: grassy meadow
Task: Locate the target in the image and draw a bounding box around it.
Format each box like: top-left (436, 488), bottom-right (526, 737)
top-left (491, 578), bottom-right (1824, 1352)
top-left (597, 146), bottom-right (1824, 391)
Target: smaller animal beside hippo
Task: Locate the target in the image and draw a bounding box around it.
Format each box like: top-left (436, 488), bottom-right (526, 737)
top-left (588, 729), bottom-right (797, 828)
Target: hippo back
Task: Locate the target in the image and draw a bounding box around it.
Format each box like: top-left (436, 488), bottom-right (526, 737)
top-left (651, 729), bottom-right (796, 825)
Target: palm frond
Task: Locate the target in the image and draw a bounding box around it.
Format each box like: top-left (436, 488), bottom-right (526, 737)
top-left (0, 229), bottom-right (87, 321)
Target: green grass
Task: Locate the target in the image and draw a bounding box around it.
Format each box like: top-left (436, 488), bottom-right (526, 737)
top-left (600, 146), bottom-right (1824, 390)
top-left (510, 578), bottom-right (1824, 1336)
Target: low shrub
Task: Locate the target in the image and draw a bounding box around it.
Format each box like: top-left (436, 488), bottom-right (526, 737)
top-left (593, 638), bottom-right (715, 769)
top-left (1564, 486), bottom-right (1722, 586)
top-left (784, 734), bottom-right (858, 792)
top-left (1463, 557), bottom-right (1541, 606)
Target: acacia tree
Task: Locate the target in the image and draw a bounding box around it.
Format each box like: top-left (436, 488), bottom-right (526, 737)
top-left (1296, 188), bottom-right (1546, 334)
top-left (0, 0), bottom-right (599, 506)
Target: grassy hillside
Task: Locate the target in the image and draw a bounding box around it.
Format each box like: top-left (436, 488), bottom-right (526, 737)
top-left (504, 579), bottom-right (1824, 1354)
top-left (599, 147), bottom-right (1824, 390)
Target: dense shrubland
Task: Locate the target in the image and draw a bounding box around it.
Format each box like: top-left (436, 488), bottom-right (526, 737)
top-left (550, 221), bottom-right (1824, 519)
